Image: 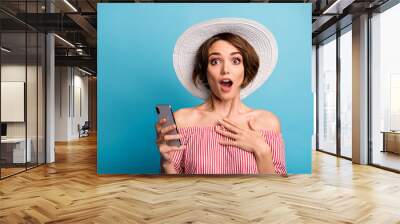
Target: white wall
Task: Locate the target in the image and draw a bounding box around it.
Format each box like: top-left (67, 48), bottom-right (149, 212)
top-left (55, 66), bottom-right (69, 141)
top-left (1, 65), bottom-right (40, 138)
top-left (55, 67), bottom-right (89, 141)
top-left (1, 65), bottom-right (26, 132)
top-left (1, 64), bottom-right (46, 164)
top-left (72, 73), bottom-right (89, 137)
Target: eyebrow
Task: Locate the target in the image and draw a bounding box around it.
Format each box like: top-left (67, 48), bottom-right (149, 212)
top-left (208, 52), bottom-right (242, 57)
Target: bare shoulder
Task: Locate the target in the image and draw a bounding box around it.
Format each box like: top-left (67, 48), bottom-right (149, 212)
top-left (173, 107), bottom-right (199, 127)
top-left (251, 110), bottom-right (281, 132)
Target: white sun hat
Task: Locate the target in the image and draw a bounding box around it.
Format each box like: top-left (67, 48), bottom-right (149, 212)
top-left (173, 17), bottom-right (278, 100)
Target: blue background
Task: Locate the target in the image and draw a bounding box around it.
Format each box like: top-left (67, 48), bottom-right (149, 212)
top-left (98, 3), bottom-right (312, 174)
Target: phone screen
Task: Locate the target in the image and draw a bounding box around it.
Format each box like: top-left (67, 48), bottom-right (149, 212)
top-left (156, 104), bottom-right (181, 147)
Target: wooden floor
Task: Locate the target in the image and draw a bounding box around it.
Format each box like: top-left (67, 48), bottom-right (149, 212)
top-left (0, 167), bottom-right (26, 178)
top-left (1, 134), bottom-right (400, 223)
top-left (1, 163), bottom-right (45, 178)
top-left (372, 150), bottom-right (400, 171)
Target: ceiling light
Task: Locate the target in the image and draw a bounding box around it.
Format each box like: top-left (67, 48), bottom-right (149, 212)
top-left (54, 34), bottom-right (75, 48)
top-left (322, 0), bottom-right (354, 15)
top-left (63, 0), bottom-right (78, 12)
top-left (323, 0), bottom-right (341, 14)
top-left (1, 47), bottom-right (11, 53)
top-left (78, 67), bottom-right (93, 76)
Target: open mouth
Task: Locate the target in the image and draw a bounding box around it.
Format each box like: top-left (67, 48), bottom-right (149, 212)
top-left (218, 79), bottom-right (233, 93)
top-left (219, 79), bottom-right (233, 87)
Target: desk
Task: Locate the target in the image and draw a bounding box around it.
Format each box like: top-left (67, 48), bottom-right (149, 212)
top-left (381, 131), bottom-right (400, 154)
top-left (1, 138), bottom-right (31, 163)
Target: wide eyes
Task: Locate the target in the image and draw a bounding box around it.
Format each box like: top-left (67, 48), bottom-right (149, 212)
top-left (232, 57), bottom-right (241, 65)
top-left (209, 57), bottom-right (242, 66)
top-left (210, 58), bottom-right (221, 65)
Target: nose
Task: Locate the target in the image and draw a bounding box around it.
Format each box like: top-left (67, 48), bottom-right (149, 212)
top-left (221, 61), bottom-right (230, 75)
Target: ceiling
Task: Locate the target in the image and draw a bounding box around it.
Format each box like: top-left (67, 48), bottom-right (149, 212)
top-left (0, 0), bottom-right (393, 75)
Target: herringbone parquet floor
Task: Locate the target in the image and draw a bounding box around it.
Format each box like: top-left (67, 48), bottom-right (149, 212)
top-left (1, 134), bottom-right (400, 224)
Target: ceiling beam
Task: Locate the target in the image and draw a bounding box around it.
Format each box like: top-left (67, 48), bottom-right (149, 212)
top-left (322, 0), bottom-right (356, 14)
top-left (66, 14), bottom-right (97, 47)
top-left (55, 55), bottom-right (96, 70)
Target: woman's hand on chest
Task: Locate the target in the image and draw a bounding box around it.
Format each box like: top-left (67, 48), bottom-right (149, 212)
top-left (215, 118), bottom-right (271, 157)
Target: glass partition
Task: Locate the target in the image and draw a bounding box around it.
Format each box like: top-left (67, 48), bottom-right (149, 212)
top-left (38, 32), bottom-right (45, 165)
top-left (1, 30), bottom-right (28, 177)
top-left (0, 1), bottom-right (46, 179)
top-left (27, 30), bottom-right (38, 169)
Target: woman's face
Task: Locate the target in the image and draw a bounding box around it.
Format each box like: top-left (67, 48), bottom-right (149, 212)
top-left (206, 40), bottom-right (245, 101)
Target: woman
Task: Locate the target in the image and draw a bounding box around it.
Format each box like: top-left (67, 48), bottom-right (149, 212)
top-left (156, 18), bottom-right (286, 175)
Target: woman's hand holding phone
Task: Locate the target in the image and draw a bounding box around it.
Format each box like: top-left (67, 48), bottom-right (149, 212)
top-left (155, 117), bottom-right (185, 173)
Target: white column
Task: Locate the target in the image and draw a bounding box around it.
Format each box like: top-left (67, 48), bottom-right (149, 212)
top-left (46, 1), bottom-right (55, 163)
top-left (46, 33), bottom-right (55, 163)
top-left (352, 14), bottom-right (369, 164)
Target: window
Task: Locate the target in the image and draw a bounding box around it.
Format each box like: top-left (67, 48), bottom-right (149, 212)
top-left (371, 3), bottom-right (400, 171)
top-left (317, 36), bottom-right (337, 154)
top-left (339, 28), bottom-right (352, 158)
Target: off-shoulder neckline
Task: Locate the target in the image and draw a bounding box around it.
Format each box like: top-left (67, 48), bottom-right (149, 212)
top-left (177, 126), bottom-right (280, 133)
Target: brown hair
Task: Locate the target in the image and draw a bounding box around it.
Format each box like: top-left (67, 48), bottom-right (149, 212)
top-left (192, 32), bottom-right (259, 90)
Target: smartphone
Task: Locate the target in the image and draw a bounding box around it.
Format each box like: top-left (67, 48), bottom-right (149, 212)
top-left (156, 104), bottom-right (181, 147)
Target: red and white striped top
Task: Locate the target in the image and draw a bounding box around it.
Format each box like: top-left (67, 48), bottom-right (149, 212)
top-left (171, 126), bottom-right (286, 175)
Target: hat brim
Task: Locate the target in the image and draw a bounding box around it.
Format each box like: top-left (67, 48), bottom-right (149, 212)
top-left (173, 17), bottom-right (278, 100)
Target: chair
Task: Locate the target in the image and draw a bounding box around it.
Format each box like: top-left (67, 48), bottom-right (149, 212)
top-left (78, 121), bottom-right (90, 138)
